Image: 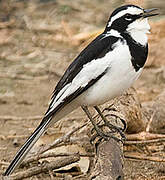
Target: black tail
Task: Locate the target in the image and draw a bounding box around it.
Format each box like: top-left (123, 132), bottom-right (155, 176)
top-left (3, 118), bottom-right (51, 176)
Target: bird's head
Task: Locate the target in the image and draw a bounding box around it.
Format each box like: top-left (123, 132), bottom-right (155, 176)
top-left (106, 5), bottom-right (158, 34)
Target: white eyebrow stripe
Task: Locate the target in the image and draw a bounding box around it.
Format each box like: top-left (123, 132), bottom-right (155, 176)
top-left (107, 6), bottom-right (143, 27)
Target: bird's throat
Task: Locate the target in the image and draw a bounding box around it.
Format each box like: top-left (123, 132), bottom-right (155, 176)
top-left (128, 30), bottom-right (148, 46)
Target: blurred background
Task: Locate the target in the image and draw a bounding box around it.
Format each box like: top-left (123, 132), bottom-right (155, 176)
top-left (0, 0), bottom-right (165, 179)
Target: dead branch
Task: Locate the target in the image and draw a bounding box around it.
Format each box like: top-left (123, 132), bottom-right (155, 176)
top-left (88, 88), bottom-right (148, 179)
top-left (0, 161), bottom-right (9, 166)
top-left (21, 152), bottom-right (94, 166)
top-left (87, 109), bottom-right (125, 179)
top-left (0, 19), bottom-right (15, 29)
top-left (0, 135), bottom-right (28, 140)
top-left (4, 154), bottom-right (80, 180)
top-left (125, 138), bottom-right (165, 145)
top-left (125, 153), bottom-right (165, 162)
top-left (126, 131), bottom-right (165, 141)
top-left (36, 123), bottom-right (88, 155)
top-left (90, 139), bottom-right (124, 180)
top-left (3, 88), bottom-right (143, 179)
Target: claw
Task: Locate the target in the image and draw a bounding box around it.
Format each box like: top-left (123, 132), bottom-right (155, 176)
top-left (105, 113), bottom-right (127, 132)
top-left (82, 105), bottom-right (126, 144)
top-left (90, 130), bottom-right (124, 144)
top-left (94, 106), bottom-right (126, 142)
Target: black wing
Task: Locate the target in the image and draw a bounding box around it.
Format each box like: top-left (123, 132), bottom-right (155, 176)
top-left (50, 34), bottom-right (120, 102)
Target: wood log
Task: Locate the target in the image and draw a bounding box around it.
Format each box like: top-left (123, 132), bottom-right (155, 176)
top-left (88, 87), bottom-right (144, 179)
top-left (2, 88), bottom-right (143, 179)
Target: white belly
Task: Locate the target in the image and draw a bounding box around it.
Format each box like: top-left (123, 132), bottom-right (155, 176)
top-left (80, 67), bottom-right (141, 106)
top-left (77, 43), bottom-right (142, 106)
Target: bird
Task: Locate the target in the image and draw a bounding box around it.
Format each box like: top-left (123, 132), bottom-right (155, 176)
top-left (4, 4), bottom-right (158, 176)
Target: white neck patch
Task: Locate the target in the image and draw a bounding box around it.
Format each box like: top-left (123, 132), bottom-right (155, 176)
top-left (108, 6), bottom-right (143, 27)
top-left (107, 29), bottom-right (121, 37)
top-left (126, 18), bottom-right (150, 45)
top-left (101, 29), bottom-right (122, 40)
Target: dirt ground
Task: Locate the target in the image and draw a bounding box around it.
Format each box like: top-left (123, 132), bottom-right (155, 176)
top-left (0, 0), bottom-right (165, 179)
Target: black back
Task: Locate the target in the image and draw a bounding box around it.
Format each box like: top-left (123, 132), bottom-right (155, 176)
top-left (49, 34), bottom-right (120, 104)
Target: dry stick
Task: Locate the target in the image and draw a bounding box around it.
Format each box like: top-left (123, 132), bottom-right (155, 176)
top-left (0, 19), bottom-right (15, 28)
top-left (19, 123), bottom-right (88, 167)
top-left (0, 161), bottom-right (9, 166)
top-left (0, 116), bottom-right (85, 141)
top-left (21, 152), bottom-right (94, 166)
top-left (125, 138), bottom-right (165, 145)
top-left (0, 147), bottom-right (7, 151)
top-left (2, 123), bottom-right (89, 180)
top-left (126, 131), bottom-right (165, 141)
top-left (145, 110), bottom-right (156, 132)
top-left (8, 154), bottom-right (80, 180)
top-left (37, 123), bottom-right (88, 155)
top-left (124, 153), bottom-right (165, 162)
top-left (0, 135), bottom-right (29, 140)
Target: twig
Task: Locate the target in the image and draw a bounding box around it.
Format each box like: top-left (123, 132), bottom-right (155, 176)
top-left (0, 135), bottom-right (29, 140)
top-left (0, 19), bottom-right (15, 29)
top-left (2, 123), bottom-right (90, 179)
top-left (125, 137), bottom-right (165, 145)
top-left (6, 154), bottom-right (80, 180)
top-left (37, 123), bottom-right (88, 155)
top-left (145, 110), bottom-right (156, 132)
top-left (61, 21), bottom-right (73, 39)
top-left (0, 161), bottom-right (9, 166)
top-left (126, 131), bottom-right (165, 141)
top-left (22, 122), bottom-right (88, 163)
top-left (124, 153), bottom-right (165, 162)
top-left (21, 152), bottom-right (94, 166)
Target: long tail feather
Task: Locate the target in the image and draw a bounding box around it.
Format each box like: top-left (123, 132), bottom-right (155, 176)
top-left (4, 100), bottom-right (79, 176)
top-left (3, 118), bottom-right (51, 176)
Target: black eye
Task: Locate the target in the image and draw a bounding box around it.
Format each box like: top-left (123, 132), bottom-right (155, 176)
top-left (125, 14), bottom-right (132, 21)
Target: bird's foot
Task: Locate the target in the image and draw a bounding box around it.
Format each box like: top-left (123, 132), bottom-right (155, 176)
top-left (81, 105), bottom-right (126, 143)
top-left (104, 111), bottom-right (127, 132)
top-left (101, 117), bottom-right (126, 141)
top-left (91, 123), bottom-right (125, 143)
top-left (93, 106), bottom-right (126, 143)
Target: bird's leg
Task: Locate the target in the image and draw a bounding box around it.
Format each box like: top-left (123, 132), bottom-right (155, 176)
top-left (94, 106), bottom-right (126, 141)
top-left (81, 106), bottom-right (109, 140)
top-left (81, 106), bottom-right (121, 142)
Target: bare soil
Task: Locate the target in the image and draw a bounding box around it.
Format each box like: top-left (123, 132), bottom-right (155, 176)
top-left (0, 0), bottom-right (165, 179)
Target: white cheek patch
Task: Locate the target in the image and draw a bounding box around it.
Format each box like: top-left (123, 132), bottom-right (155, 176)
top-left (108, 6), bottom-right (143, 27)
top-left (127, 18), bottom-right (150, 32)
top-left (126, 18), bottom-right (150, 45)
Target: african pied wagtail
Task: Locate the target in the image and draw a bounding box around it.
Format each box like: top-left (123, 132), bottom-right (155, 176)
top-left (4, 4), bottom-right (158, 176)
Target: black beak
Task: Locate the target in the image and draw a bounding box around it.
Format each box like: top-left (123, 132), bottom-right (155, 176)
top-left (142, 8), bottom-right (159, 18)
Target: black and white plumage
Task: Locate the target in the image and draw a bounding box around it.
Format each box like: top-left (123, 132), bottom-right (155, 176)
top-left (4, 4), bottom-right (158, 176)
